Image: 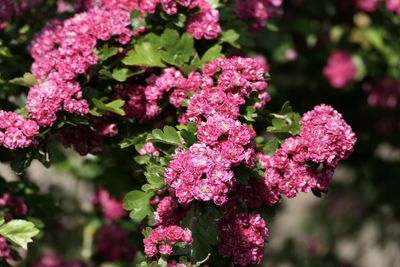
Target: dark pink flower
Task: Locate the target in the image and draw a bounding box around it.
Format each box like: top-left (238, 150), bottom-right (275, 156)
top-left (323, 51), bottom-right (357, 89)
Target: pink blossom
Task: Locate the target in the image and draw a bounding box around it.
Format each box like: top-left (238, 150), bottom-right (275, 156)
top-left (218, 213), bottom-right (269, 266)
top-left (363, 79), bottom-right (400, 109)
top-left (0, 237), bottom-right (11, 260)
top-left (386, 0), bottom-right (400, 14)
top-left (259, 104), bottom-right (357, 201)
top-left (186, 9), bottom-right (221, 40)
top-left (235, 0), bottom-right (283, 31)
top-left (143, 226), bottom-right (192, 257)
top-left (165, 144), bottom-right (235, 205)
top-left (27, 6), bottom-right (132, 127)
top-left (139, 142), bottom-right (160, 157)
top-left (92, 189), bottom-right (127, 222)
top-left (0, 111), bottom-right (39, 150)
top-left (154, 196), bottom-right (189, 226)
top-left (323, 51), bottom-right (357, 89)
top-left (356, 0), bottom-right (380, 12)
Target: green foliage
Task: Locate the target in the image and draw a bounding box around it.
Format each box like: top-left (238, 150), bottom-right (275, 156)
top-left (267, 102), bottom-right (301, 136)
top-left (147, 125), bottom-right (181, 146)
top-left (97, 44), bottom-right (118, 62)
top-left (123, 190), bottom-right (153, 221)
top-left (90, 99), bottom-right (126, 117)
top-left (123, 42), bottom-right (166, 67)
top-left (9, 73), bottom-right (38, 87)
top-left (0, 219), bottom-right (40, 249)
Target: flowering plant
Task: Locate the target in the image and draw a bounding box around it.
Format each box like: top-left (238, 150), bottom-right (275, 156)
top-left (0, 0), bottom-right (364, 266)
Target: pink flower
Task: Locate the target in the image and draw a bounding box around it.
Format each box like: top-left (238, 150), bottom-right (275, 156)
top-left (0, 111), bottom-right (39, 150)
top-left (92, 189), bottom-right (127, 222)
top-left (363, 79), bottom-right (400, 109)
top-left (356, 0), bottom-right (380, 12)
top-left (186, 9), bottom-right (221, 40)
top-left (154, 196), bottom-right (189, 226)
top-left (0, 237), bottom-right (11, 260)
top-left (218, 213), bottom-right (269, 266)
top-left (143, 226), bottom-right (192, 257)
top-left (235, 0), bottom-right (283, 31)
top-left (386, 0), bottom-right (400, 15)
top-left (323, 51), bottom-right (357, 89)
top-left (259, 104), bottom-right (357, 201)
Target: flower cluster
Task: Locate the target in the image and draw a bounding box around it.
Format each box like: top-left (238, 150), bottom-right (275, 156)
top-left (0, 111), bottom-right (39, 150)
top-left (323, 50), bottom-right (357, 89)
top-left (154, 196), bottom-right (190, 226)
top-left (363, 79), bottom-right (400, 109)
top-left (0, 193), bottom-right (29, 220)
top-left (386, 0), bottom-right (400, 15)
top-left (92, 189), bottom-right (126, 222)
top-left (235, 0), bottom-right (283, 31)
top-left (164, 57), bottom-right (268, 207)
top-left (143, 226), bottom-right (192, 257)
top-left (0, 237), bottom-right (11, 261)
top-left (27, 6), bottom-right (132, 127)
top-left (259, 104), bottom-right (357, 204)
top-left (356, 0), bottom-right (380, 11)
top-left (197, 115), bottom-right (256, 166)
top-left (94, 225), bottom-right (136, 262)
top-left (137, 0), bottom-right (221, 40)
top-left (218, 213), bottom-right (269, 266)
top-left (165, 143), bottom-right (235, 205)
top-left (0, 0), bottom-right (42, 23)
top-left (139, 142), bottom-right (160, 157)
top-left (181, 57), bottom-right (269, 123)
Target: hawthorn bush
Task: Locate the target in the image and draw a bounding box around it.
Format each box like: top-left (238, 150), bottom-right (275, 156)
top-left (0, 0), bottom-right (398, 266)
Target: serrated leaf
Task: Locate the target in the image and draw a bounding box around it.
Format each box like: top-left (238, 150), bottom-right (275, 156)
top-left (220, 29), bottom-right (240, 48)
top-left (112, 68), bottom-right (129, 82)
top-left (147, 126), bottom-right (181, 146)
top-left (123, 42), bottom-right (165, 67)
top-left (90, 99), bottom-right (126, 117)
top-left (123, 190), bottom-right (153, 221)
top-left (97, 44), bottom-right (118, 62)
top-left (0, 220), bottom-right (40, 249)
top-left (263, 138), bottom-right (280, 155)
top-left (201, 45), bottom-right (223, 64)
top-left (9, 73), bottom-right (38, 87)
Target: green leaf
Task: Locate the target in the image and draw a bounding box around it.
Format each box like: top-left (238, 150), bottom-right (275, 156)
top-left (220, 29), bottom-right (240, 48)
top-left (123, 190), bottom-right (153, 221)
top-left (11, 150), bottom-right (34, 175)
top-left (159, 30), bottom-right (196, 67)
top-left (205, 0), bottom-right (220, 8)
top-left (263, 138), bottom-right (281, 155)
top-left (191, 213), bottom-right (218, 260)
top-left (97, 44), bottom-right (118, 62)
top-left (147, 126), bottom-right (181, 146)
top-left (112, 68), bottom-right (129, 82)
top-left (90, 99), bottom-right (126, 117)
top-left (143, 165), bottom-right (164, 191)
top-left (9, 73), bottom-right (38, 87)
top-left (0, 219), bottom-right (40, 249)
top-left (179, 122), bottom-right (197, 147)
top-left (243, 106), bottom-right (258, 122)
top-left (200, 45), bottom-right (223, 64)
top-left (131, 9), bottom-right (146, 32)
top-left (123, 42), bottom-right (165, 67)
